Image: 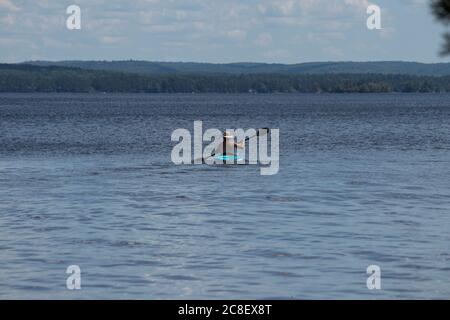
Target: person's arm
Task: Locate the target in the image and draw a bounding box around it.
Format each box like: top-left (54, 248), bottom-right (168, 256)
top-left (234, 142), bottom-right (245, 149)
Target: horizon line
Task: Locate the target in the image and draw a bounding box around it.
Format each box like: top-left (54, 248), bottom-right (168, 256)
top-left (11, 60), bottom-right (450, 65)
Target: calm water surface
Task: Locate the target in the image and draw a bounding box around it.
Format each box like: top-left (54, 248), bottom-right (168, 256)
top-left (0, 93), bottom-right (449, 299)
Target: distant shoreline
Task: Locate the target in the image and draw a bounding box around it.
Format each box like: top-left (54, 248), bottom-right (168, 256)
top-left (20, 60), bottom-right (450, 77)
top-left (1, 63), bottom-right (449, 94)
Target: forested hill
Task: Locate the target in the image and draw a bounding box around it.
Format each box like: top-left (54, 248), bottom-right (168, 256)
top-left (25, 60), bottom-right (450, 76)
top-left (1, 63), bottom-right (450, 93)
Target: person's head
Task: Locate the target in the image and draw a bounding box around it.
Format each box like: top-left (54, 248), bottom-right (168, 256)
top-left (223, 131), bottom-right (234, 141)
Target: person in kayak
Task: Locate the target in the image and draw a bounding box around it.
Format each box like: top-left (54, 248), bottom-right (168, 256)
top-left (215, 131), bottom-right (244, 158)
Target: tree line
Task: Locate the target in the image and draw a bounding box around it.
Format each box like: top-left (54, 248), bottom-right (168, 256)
top-left (1, 64), bottom-right (449, 93)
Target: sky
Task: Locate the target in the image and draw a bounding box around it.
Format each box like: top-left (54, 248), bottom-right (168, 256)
top-left (0, 0), bottom-right (449, 63)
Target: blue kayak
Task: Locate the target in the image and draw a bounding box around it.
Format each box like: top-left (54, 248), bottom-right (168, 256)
top-left (214, 155), bottom-right (242, 161)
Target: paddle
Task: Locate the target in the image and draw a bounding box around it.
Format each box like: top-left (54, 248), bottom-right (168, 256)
top-left (244, 127), bottom-right (270, 142)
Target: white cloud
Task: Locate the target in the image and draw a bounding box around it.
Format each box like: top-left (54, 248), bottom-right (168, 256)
top-left (344, 0), bottom-right (371, 9)
top-left (99, 36), bottom-right (122, 45)
top-left (0, 0), bottom-right (441, 63)
top-left (0, 0), bottom-right (19, 11)
top-left (254, 33), bottom-right (273, 46)
top-left (225, 29), bottom-right (247, 41)
top-left (379, 26), bottom-right (395, 39)
top-left (1, 14), bottom-right (15, 25)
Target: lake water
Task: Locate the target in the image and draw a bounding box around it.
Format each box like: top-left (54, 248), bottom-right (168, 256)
top-left (0, 93), bottom-right (449, 299)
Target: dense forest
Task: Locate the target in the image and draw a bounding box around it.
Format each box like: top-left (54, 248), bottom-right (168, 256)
top-left (1, 64), bottom-right (450, 93)
top-left (26, 60), bottom-right (450, 76)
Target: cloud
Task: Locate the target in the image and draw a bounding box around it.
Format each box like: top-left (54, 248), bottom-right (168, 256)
top-left (225, 29), bottom-right (247, 41)
top-left (344, 0), bottom-right (371, 9)
top-left (254, 33), bottom-right (273, 46)
top-left (379, 26), bottom-right (395, 39)
top-left (1, 14), bottom-right (15, 25)
top-left (262, 48), bottom-right (292, 60)
top-left (411, 0), bottom-right (428, 6)
top-left (99, 35), bottom-right (123, 45)
top-left (24, 1), bottom-right (377, 44)
top-left (0, 0), bottom-right (19, 11)
top-left (322, 45), bottom-right (344, 57)
top-left (0, 0), bottom-right (441, 63)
